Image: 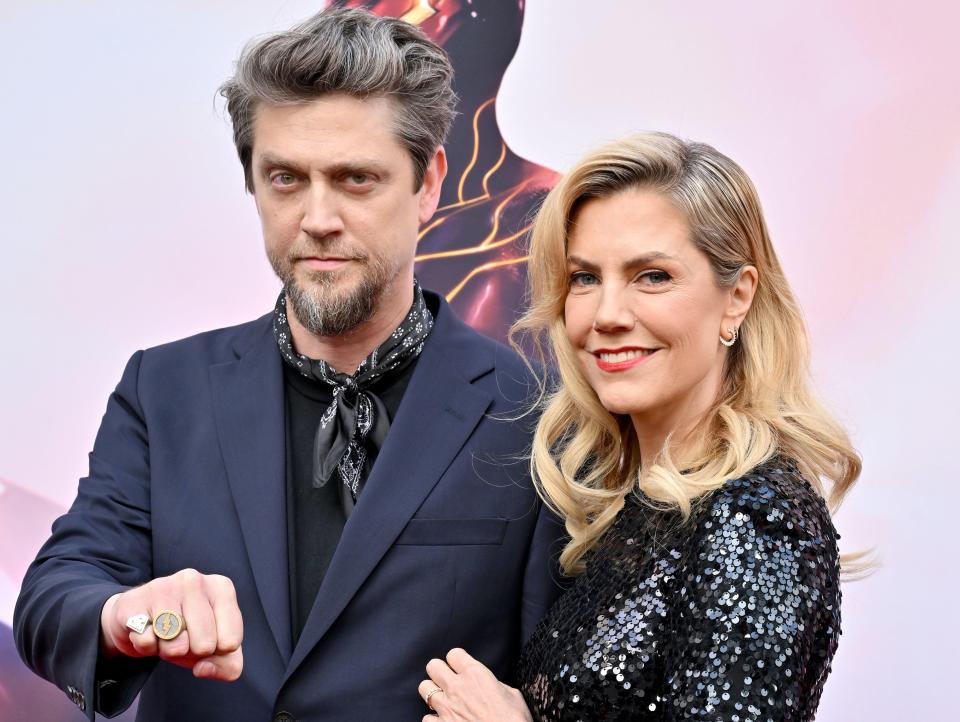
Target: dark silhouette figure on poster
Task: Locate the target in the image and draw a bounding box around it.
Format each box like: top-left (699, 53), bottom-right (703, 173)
top-left (342, 0), bottom-right (559, 342)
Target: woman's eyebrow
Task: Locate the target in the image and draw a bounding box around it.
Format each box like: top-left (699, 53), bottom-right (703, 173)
top-left (566, 252), bottom-right (676, 272)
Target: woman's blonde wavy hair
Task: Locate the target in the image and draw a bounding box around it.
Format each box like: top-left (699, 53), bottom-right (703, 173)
top-left (511, 132), bottom-right (861, 576)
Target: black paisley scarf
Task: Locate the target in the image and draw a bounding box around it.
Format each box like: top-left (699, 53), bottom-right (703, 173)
top-left (273, 281), bottom-right (433, 501)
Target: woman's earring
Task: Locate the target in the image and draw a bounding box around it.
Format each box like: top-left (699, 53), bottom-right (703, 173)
top-left (720, 326), bottom-right (739, 347)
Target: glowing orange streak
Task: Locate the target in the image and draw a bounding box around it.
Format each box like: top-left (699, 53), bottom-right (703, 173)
top-left (457, 97), bottom-right (496, 203)
top-left (434, 194), bottom-right (487, 214)
top-left (417, 215), bottom-right (448, 241)
top-left (415, 226), bottom-right (529, 262)
top-left (481, 142), bottom-right (507, 195)
top-left (422, 173), bottom-right (527, 244)
top-left (433, 142), bottom-right (503, 214)
top-left (420, 191), bottom-right (496, 240)
top-left (400, 0), bottom-right (437, 25)
top-left (479, 180), bottom-right (530, 248)
top-left (446, 256), bottom-right (530, 302)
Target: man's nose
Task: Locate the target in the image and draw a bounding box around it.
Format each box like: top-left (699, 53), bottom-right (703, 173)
top-left (592, 286), bottom-right (637, 333)
top-left (300, 184), bottom-right (345, 238)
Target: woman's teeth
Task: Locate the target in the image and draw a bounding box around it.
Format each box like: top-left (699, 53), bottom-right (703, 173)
top-left (598, 349), bottom-right (653, 363)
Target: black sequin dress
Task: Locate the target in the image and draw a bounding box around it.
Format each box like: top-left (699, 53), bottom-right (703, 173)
top-left (517, 458), bottom-right (841, 722)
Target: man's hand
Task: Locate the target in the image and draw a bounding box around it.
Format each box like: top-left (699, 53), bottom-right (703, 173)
top-left (99, 568), bottom-right (243, 682)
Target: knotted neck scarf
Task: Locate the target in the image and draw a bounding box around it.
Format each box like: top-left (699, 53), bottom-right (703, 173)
top-left (273, 281), bottom-right (434, 505)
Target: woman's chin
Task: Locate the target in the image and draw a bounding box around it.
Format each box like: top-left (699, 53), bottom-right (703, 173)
top-left (597, 395), bottom-right (649, 418)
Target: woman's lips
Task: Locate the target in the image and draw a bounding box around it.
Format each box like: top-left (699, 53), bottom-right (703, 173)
top-left (593, 348), bottom-right (658, 372)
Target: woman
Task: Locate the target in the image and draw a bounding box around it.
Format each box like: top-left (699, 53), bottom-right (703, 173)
top-left (418, 132), bottom-right (860, 721)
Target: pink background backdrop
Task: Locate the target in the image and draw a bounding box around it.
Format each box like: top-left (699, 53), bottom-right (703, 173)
top-left (2, 1), bottom-right (958, 718)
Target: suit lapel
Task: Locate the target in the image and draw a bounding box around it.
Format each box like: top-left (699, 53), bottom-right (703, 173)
top-left (209, 316), bottom-right (292, 663)
top-left (283, 298), bottom-right (495, 681)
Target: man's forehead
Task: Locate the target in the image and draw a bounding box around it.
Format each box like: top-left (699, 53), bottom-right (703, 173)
top-left (250, 95), bottom-right (404, 154)
top-left (256, 150), bottom-right (391, 175)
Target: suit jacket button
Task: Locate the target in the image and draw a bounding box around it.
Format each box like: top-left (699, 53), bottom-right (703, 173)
top-left (274, 712), bottom-right (295, 722)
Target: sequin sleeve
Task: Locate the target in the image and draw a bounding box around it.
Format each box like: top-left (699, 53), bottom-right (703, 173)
top-left (660, 472), bottom-right (841, 721)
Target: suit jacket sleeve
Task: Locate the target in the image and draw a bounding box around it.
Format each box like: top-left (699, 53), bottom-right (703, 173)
top-left (14, 350), bottom-right (158, 719)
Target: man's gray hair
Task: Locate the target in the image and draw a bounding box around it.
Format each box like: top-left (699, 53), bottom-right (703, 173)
top-left (219, 6), bottom-right (457, 192)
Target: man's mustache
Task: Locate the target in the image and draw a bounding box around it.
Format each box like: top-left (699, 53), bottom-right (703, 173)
top-left (290, 238), bottom-right (369, 263)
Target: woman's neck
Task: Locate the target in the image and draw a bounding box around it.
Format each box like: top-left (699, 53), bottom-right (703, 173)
top-left (632, 372), bottom-right (723, 478)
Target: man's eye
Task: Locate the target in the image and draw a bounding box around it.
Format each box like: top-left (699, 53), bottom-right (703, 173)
top-left (346, 173), bottom-right (372, 185)
top-left (271, 173), bottom-right (296, 187)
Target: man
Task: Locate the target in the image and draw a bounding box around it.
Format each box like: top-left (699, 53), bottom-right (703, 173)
top-left (14, 8), bottom-right (563, 721)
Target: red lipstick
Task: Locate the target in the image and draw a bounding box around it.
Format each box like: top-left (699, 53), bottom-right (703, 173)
top-left (592, 347), bottom-right (658, 372)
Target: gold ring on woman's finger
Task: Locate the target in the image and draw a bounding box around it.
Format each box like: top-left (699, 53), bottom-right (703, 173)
top-left (425, 687), bottom-right (443, 710)
top-left (152, 610), bottom-right (186, 640)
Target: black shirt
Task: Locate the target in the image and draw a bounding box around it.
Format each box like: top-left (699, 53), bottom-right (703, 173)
top-left (283, 358), bottom-right (418, 643)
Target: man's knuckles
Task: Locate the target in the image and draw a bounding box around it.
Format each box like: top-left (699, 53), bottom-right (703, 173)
top-left (217, 634), bottom-right (242, 653)
top-left (191, 635), bottom-right (218, 657)
top-left (206, 574), bottom-right (237, 598)
top-left (129, 634), bottom-right (157, 656)
top-left (174, 567), bottom-right (203, 585)
top-left (205, 649), bottom-right (243, 681)
top-left (219, 659), bottom-right (243, 682)
top-left (157, 633), bottom-right (192, 660)
top-left (111, 571), bottom-right (244, 663)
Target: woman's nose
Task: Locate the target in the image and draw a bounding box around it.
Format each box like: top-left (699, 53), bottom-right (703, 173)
top-left (591, 287), bottom-right (637, 333)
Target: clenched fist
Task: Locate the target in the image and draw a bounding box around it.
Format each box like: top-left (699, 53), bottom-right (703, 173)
top-left (99, 568), bottom-right (244, 681)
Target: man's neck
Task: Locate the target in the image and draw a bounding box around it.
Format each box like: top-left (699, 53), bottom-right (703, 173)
top-left (286, 285), bottom-right (415, 374)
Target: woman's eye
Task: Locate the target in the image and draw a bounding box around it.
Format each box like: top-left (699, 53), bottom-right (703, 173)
top-left (637, 270), bottom-right (671, 286)
top-left (569, 271), bottom-right (598, 287)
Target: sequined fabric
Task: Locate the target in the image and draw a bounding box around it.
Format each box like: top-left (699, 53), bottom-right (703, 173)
top-left (517, 458), bottom-right (841, 721)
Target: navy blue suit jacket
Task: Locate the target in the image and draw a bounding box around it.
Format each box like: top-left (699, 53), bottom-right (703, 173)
top-left (14, 291), bottom-right (565, 721)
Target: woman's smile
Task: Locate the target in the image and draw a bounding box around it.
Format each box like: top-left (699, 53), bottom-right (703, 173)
top-left (590, 347), bottom-right (659, 372)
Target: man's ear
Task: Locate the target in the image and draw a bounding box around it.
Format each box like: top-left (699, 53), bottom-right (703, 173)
top-left (723, 265), bottom-right (758, 329)
top-left (418, 146), bottom-right (448, 225)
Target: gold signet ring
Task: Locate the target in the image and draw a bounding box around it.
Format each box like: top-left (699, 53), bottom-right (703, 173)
top-left (152, 610), bottom-right (185, 640)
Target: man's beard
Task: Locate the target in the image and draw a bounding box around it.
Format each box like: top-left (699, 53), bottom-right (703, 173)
top-left (268, 241), bottom-right (398, 337)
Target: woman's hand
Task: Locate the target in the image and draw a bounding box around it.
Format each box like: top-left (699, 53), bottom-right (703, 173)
top-left (419, 648), bottom-right (533, 722)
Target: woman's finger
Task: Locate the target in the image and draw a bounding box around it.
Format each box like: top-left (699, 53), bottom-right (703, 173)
top-left (425, 657), bottom-right (455, 689)
top-left (445, 647), bottom-right (476, 673)
top-left (418, 678), bottom-right (446, 711)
